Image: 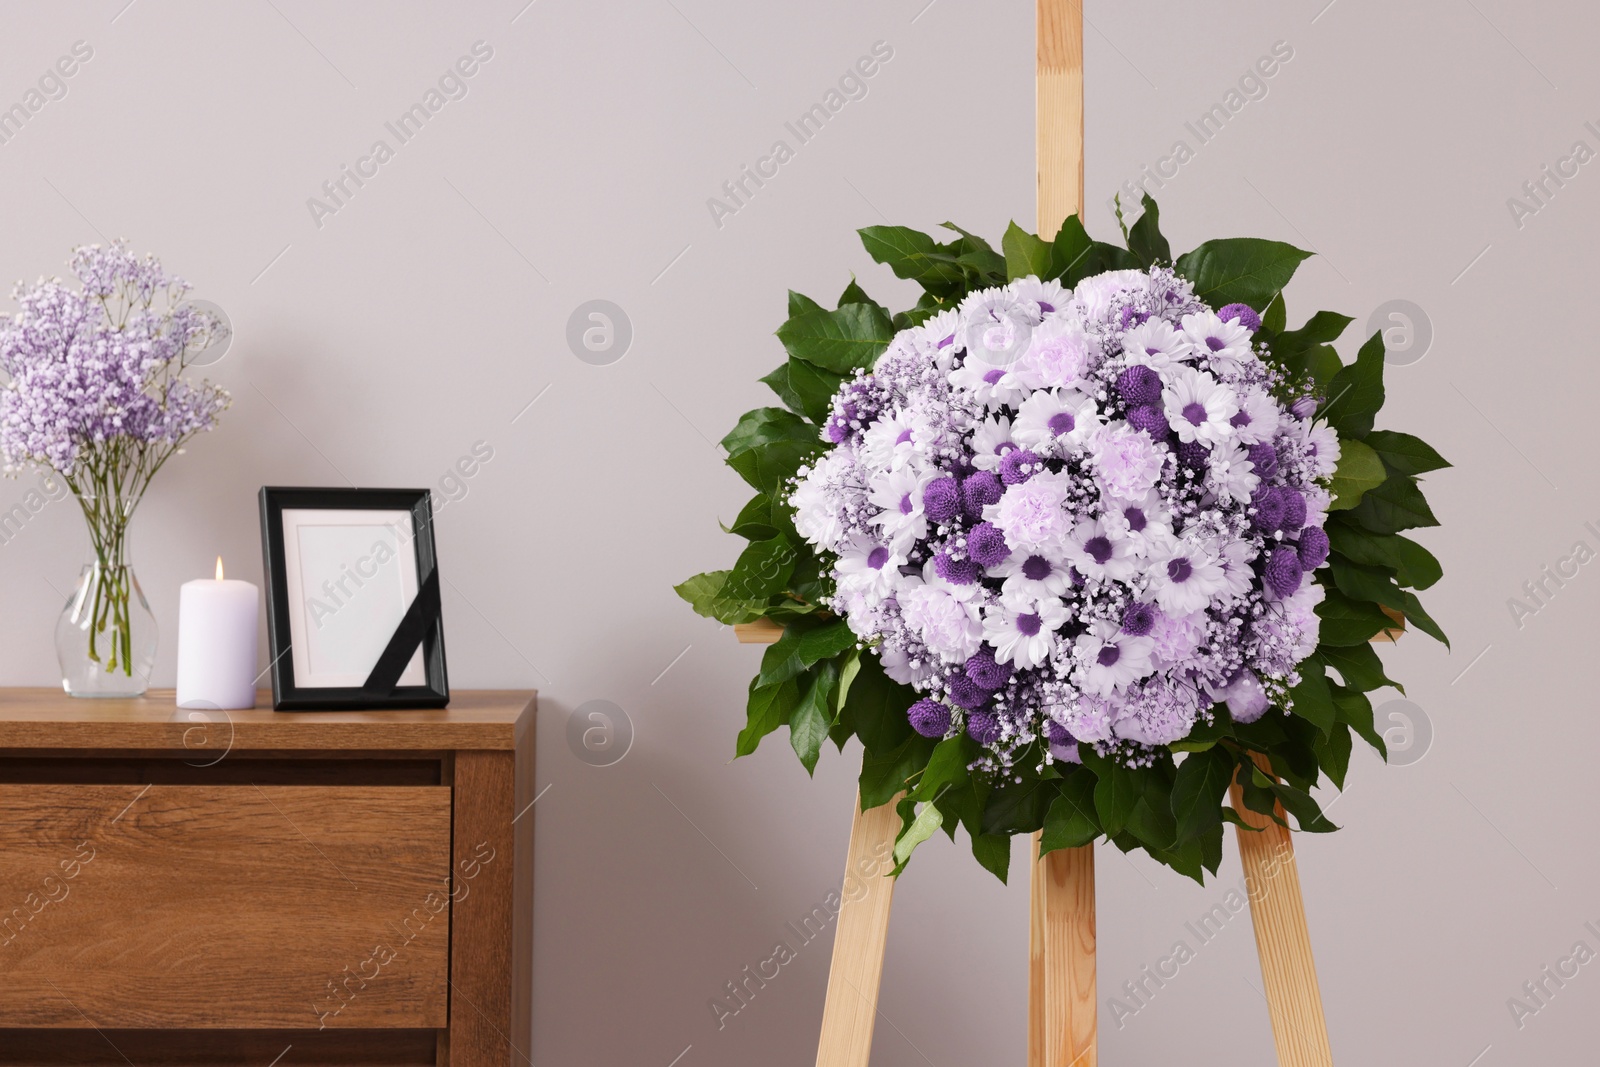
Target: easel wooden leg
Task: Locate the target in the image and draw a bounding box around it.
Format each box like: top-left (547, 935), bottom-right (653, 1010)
top-left (815, 791), bottom-right (900, 1067)
top-left (1031, 2), bottom-right (1095, 1063)
top-left (1029, 838), bottom-right (1097, 1067)
top-left (1230, 755), bottom-right (1334, 1067)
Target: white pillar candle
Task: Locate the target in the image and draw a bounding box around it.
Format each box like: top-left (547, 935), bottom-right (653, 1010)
top-left (176, 557), bottom-right (260, 710)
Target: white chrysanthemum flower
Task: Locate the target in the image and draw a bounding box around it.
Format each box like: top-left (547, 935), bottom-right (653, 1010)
top-left (1162, 366), bottom-right (1238, 446)
top-left (983, 594), bottom-right (1067, 670)
top-left (790, 450), bottom-right (854, 551)
top-left (1074, 620), bottom-right (1156, 697)
top-left (1013, 389), bottom-right (1101, 456)
top-left (970, 414), bottom-right (1018, 472)
top-left (1008, 275), bottom-right (1071, 318)
top-left (1103, 488), bottom-right (1173, 557)
top-left (1212, 537), bottom-right (1258, 603)
top-left (1120, 317), bottom-right (1195, 370)
top-left (1294, 419), bottom-right (1341, 478)
top-left (867, 464), bottom-right (935, 555)
top-left (990, 548), bottom-right (1071, 602)
top-left (1207, 442), bottom-right (1261, 504)
top-left (834, 534), bottom-right (905, 602)
top-left (948, 355), bottom-right (1026, 411)
top-left (1230, 387), bottom-right (1281, 446)
top-left (1072, 269), bottom-right (1147, 324)
top-left (860, 411), bottom-right (916, 471)
top-left (1148, 540), bottom-right (1228, 615)
top-left (1181, 310), bottom-right (1255, 375)
top-left (1063, 516), bottom-right (1138, 582)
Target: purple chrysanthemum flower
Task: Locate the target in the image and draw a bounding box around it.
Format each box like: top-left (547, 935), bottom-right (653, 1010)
top-left (966, 709), bottom-right (1001, 745)
top-left (924, 477), bottom-right (962, 523)
top-left (1126, 404), bottom-right (1170, 437)
top-left (967, 521), bottom-right (1011, 567)
top-left (961, 470), bottom-right (1002, 515)
top-left (1121, 601), bottom-right (1157, 636)
top-left (998, 448), bottom-right (1041, 485)
top-left (1177, 440), bottom-right (1209, 467)
top-left (1297, 526), bottom-right (1331, 569)
top-left (1252, 484), bottom-right (1286, 532)
top-left (934, 550), bottom-right (980, 585)
top-left (965, 647), bottom-right (1012, 691)
top-left (948, 675), bottom-right (989, 710)
top-left (1246, 440), bottom-right (1279, 479)
top-left (1116, 365), bottom-right (1163, 406)
top-left (1280, 488), bottom-right (1307, 531)
top-left (1217, 303), bottom-right (1262, 332)
top-left (1264, 546), bottom-right (1304, 597)
top-left (908, 699), bottom-right (951, 738)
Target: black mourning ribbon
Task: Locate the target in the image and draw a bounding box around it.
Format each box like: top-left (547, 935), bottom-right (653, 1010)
top-left (361, 568), bottom-right (441, 696)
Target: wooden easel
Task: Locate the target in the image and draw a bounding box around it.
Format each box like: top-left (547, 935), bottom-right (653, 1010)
top-left (735, 5), bottom-right (1347, 1064)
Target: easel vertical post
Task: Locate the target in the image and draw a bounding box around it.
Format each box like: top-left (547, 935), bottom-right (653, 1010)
top-left (1030, 3), bottom-right (1095, 1067)
top-left (815, 792), bottom-right (901, 1067)
top-left (1230, 753), bottom-right (1334, 1067)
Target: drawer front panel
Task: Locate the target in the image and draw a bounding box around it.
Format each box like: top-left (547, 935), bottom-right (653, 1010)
top-left (0, 784), bottom-right (452, 1029)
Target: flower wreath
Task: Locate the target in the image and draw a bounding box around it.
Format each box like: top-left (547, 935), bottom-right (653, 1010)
top-left (679, 197), bottom-right (1447, 883)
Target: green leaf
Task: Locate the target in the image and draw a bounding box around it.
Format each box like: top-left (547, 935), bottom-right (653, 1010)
top-left (721, 407), bottom-right (818, 495)
top-left (788, 290), bottom-right (823, 317)
top-left (1174, 238), bottom-right (1312, 310)
top-left (1040, 770), bottom-right (1101, 853)
top-left (1170, 746), bottom-right (1235, 844)
top-left (1322, 331), bottom-right (1386, 438)
top-left (724, 494), bottom-right (778, 542)
top-left (738, 677), bottom-right (799, 756)
top-left (983, 775), bottom-right (1050, 836)
top-left (1002, 221), bottom-right (1054, 281)
top-left (1329, 556), bottom-right (1408, 614)
top-left (785, 358), bottom-right (848, 424)
top-left (775, 303), bottom-right (895, 374)
top-left (1256, 768), bottom-right (1337, 833)
top-left (1348, 475), bottom-right (1439, 534)
top-left (840, 653), bottom-right (914, 756)
top-left (1363, 430), bottom-right (1450, 476)
top-left (790, 661), bottom-right (839, 774)
top-left (893, 800), bottom-right (946, 866)
top-left (1288, 656), bottom-right (1336, 736)
top-left (1315, 722), bottom-right (1353, 791)
top-left (1261, 291), bottom-right (1287, 333)
top-left (1278, 310), bottom-right (1353, 352)
top-left (970, 832), bottom-right (1011, 883)
top-left (725, 536), bottom-right (798, 602)
top-left (837, 278), bottom-right (875, 308)
top-left (674, 570), bottom-right (764, 624)
top-left (1315, 588), bottom-right (1394, 646)
top-left (858, 734), bottom-right (933, 809)
top-left (758, 362), bottom-right (804, 416)
top-left (1328, 438), bottom-right (1388, 511)
top-left (1125, 193), bottom-right (1172, 268)
top-left (1331, 684), bottom-right (1384, 757)
top-left (1168, 710), bottom-right (1234, 753)
top-left (1327, 525), bottom-right (1443, 590)
top-left (858, 225), bottom-right (968, 296)
top-left (1092, 761), bottom-right (1143, 838)
top-left (913, 734), bottom-right (975, 803)
top-left (1320, 642), bottom-right (1402, 694)
top-left (1399, 590), bottom-right (1450, 647)
top-left (1047, 216), bottom-right (1138, 285)
top-left (755, 620), bottom-right (854, 688)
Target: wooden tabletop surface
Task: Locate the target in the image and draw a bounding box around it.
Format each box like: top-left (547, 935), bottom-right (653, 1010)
top-left (0, 689), bottom-right (537, 752)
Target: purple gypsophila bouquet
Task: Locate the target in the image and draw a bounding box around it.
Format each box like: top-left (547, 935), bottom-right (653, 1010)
top-left (679, 197), bottom-right (1448, 883)
top-left (0, 241), bottom-right (229, 680)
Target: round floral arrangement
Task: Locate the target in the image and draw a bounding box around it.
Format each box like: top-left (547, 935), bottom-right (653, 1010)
top-left (680, 199), bottom-right (1448, 882)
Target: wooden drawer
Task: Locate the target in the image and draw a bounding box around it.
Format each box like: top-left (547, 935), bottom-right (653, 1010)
top-left (0, 784), bottom-right (453, 1029)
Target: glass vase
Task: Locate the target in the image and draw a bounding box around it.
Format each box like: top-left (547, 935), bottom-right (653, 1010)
top-left (56, 559), bottom-right (158, 697)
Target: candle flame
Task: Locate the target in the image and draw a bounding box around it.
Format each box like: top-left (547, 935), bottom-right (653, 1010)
top-left (216, 556), bottom-right (225, 581)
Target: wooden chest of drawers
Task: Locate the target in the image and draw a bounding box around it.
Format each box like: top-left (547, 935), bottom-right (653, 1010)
top-left (0, 689), bottom-right (534, 1066)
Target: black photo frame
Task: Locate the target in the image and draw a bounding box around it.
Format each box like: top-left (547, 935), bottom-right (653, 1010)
top-left (258, 487), bottom-right (449, 710)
